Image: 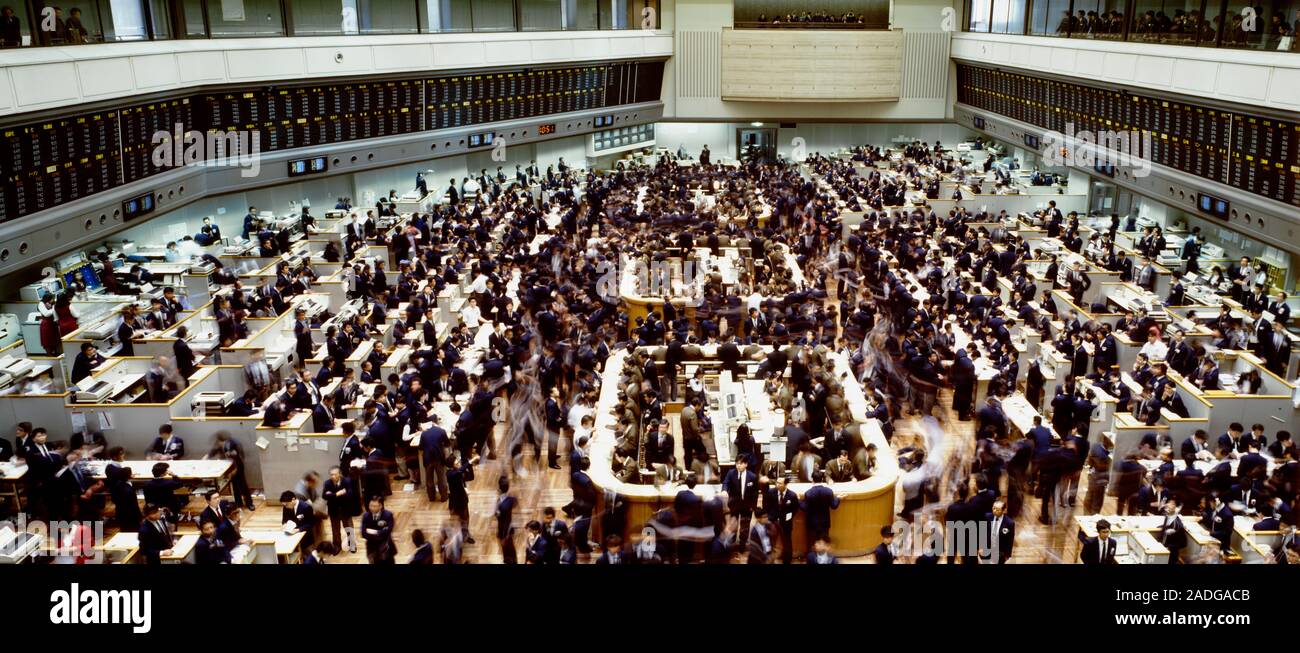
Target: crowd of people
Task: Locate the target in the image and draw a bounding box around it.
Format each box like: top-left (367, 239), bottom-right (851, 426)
top-left (4, 138), bottom-right (1298, 565)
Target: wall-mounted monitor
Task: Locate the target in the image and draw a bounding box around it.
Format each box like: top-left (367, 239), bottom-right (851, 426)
top-left (121, 192), bottom-right (155, 221)
top-left (1197, 193), bottom-right (1229, 220)
top-left (287, 156), bottom-right (328, 177)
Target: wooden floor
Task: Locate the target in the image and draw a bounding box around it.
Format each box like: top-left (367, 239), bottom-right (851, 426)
top-left (228, 389), bottom-right (1103, 563)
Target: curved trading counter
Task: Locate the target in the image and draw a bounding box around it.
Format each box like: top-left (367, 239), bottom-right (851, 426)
top-left (590, 347), bottom-right (899, 556)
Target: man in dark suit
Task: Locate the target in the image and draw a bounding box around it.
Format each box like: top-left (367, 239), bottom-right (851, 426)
top-left (1155, 496), bottom-right (1187, 564)
top-left (983, 499), bottom-right (1015, 563)
top-left (806, 537), bottom-right (838, 564)
top-left (361, 495), bottom-right (397, 564)
top-left (146, 424), bottom-right (185, 461)
top-left (1094, 328), bottom-right (1118, 373)
top-left (1132, 387), bottom-right (1162, 426)
top-left (137, 505), bottom-right (174, 565)
top-left (1204, 493), bottom-right (1234, 552)
top-left (198, 490), bottom-right (226, 529)
top-left (142, 462), bottom-right (185, 521)
top-left (70, 343), bottom-right (106, 385)
top-left (311, 395), bottom-right (337, 432)
top-left (718, 336), bottom-right (742, 379)
top-left (801, 470), bottom-right (840, 553)
top-left (280, 490), bottom-right (316, 552)
top-left (975, 396), bottom-right (1007, 441)
top-left (1080, 519), bottom-right (1118, 564)
top-left (645, 419), bottom-right (674, 467)
top-left (1266, 291), bottom-right (1291, 326)
top-left (194, 519), bottom-right (231, 564)
top-left (1263, 321), bottom-right (1292, 376)
top-left (782, 423), bottom-right (809, 467)
top-left (872, 526), bottom-right (896, 564)
top-left (1217, 423), bottom-right (1247, 454)
top-left (950, 348), bottom-right (976, 421)
top-left (116, 312), bottom-right (140, 356)
top-left (419, 422), bottom-right (450, 502)
top-left (723, 456), bottom-right (758, 537)
top-left (765, 475), bottom-right (799, 564)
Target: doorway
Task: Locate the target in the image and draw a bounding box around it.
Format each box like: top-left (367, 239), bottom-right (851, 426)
top-left (736, 127), bottom-right (777, 163)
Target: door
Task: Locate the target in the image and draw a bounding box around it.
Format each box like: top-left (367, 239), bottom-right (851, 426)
top-left (736, 127), bottom-right (777, 163)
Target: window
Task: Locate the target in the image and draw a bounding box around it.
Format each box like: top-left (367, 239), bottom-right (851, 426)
top-left (207, 0), bottom-right (284, 37)
top-left (521, 0), bottom-right (562, 30)
top-left (1030, 0), bottom-right (1073, 34)
top-left (354, 0), bottom-right (417, 34)
top-left (471, 0), bottom-right (515, 31)
top-left (969, 0), bottom-right (993, 31)
top-left (1069, 0), bottom-right (1127, 38)
top-left (182, 0), bottom-right (208, 36)
top-left (426, 0), bottom-right (473, 31)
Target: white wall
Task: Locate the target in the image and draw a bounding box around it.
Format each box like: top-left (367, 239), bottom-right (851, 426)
top-left (666, 0), bottom-right (955, 121)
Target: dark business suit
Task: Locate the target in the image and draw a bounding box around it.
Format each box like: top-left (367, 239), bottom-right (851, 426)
top-left (361, 509), bottom-right (397, 564)
top-left (723, 468), bottom-right (758, 536)
top-left (765, 486), bottom-right (799, 564)
top-left (137, 519), bottom-right (174, 565)
top-left (984, 514), bottom-right (1015, 563)
top-left (801, 484), bottom-right (840, 549)
top-left (1080, 535), bottom-right (1117, 564)
top-left (194, 535), bottom-right (231, 564)
top-left (1155, 514), bottom-right (1186, 563)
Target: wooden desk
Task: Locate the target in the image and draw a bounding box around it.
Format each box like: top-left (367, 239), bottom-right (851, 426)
top-left (0, 461), bottom-right (27, 510)
top-left (85, 459), bottom-right (235, 498)
top-left (103, 532), bottom-right (199, 563)
top-left (240, 529), bottom-right (306, 564)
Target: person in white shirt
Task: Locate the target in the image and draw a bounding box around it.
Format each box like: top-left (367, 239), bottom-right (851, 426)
top-left (164, 242), bottom-right (182, 262)
top-left (1138, 329), bottom-right (1168, 361)
top-left (461, 177), bottom-right (480, 197)
top-left (460, 298), bottom-right (482, 329)
top-left (468, 273), bottom-right (489, 295)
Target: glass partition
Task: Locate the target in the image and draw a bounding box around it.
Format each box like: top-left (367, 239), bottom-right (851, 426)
top-left (354, 0), bottom-right (417, 33)
top-left (206, 0), bottom-right (284, 36)
top-left (1028, 0), bottom-right (1073, 34)
top-left (970, 0), bottom-right (993, 30)
top-left (293, 0), bottom-right (345, 34)
top-left (1223, 0), bottom-right (1298, 50)
top-left (1069, 0), bottom-right (1127, 38)
top-left (470, 0), bottom-right (515, 31)
top-left (569, 0), bottom-right (599, 29)
top-left (521, 0), bottom-right (561, 30)
top-left (734, 0), bottom-right (888, 28)
top-left (182, 0), bottom-right (208, 36)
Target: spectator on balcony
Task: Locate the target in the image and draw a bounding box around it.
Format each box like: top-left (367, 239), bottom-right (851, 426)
top-left (0, 6), bottom-right (21, 47)
top-left (66, 6), bottom-right (86, 43)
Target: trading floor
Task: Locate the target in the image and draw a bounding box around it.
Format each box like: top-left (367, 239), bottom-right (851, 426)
top-left (1, 2), bottom-right (1299, 573)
